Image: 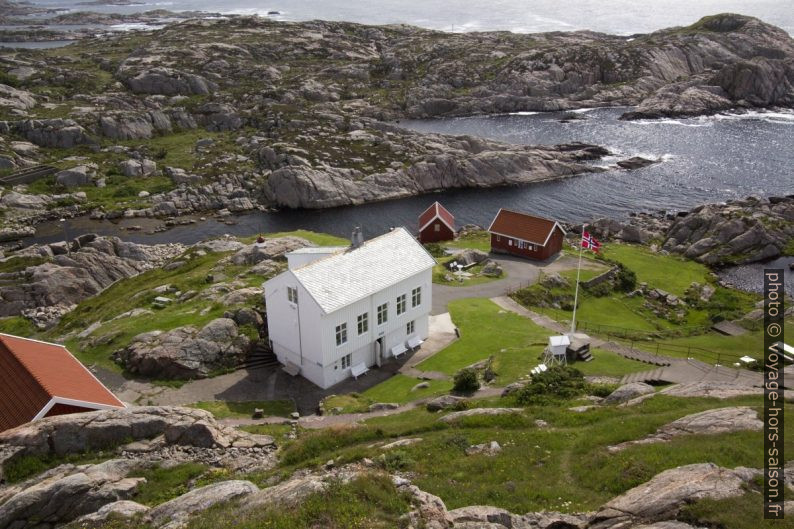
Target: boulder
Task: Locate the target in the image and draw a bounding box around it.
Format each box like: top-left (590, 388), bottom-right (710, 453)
top-left (114, 318), bottom-right (252, 379)
top-left (55, 165), bottom-right (95, 188)
top-left (369, 402), bottom-right (400, 412)
top-left (465, 441), bottom-right (502, 456)
top-left (71, 500), bottom-right (150, 525)
top-left (609, 406), bottom-right (762, 452)
top-left (660, 382), bottom-right (764, 399)
top-left (124, 67), bottom-right (217, 96)
top-left (119, 158), bottom-right (157, 177)
top-left (146, 480), bottom-right (259, 528)
top-left (230, 237), bottom-right (313, 265)
top-left (0, 191), bottom-right (49, 210)
top-left (455, 249), bottom-right (489, 267)
top-left (426, 395), bottom-right (467, 412)
top-left (13, 119), bottom-right (91, 149)
top-left (439, 408), bottom-right (523, 423)
top-left (0, 459), bottom-right (144, 529)
top-left (603, 382), bottom-right (655, 404)
top-left (590, 463), bottom-right (755, 528)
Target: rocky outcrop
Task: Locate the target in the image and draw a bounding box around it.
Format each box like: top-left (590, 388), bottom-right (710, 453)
top-left (0, 83), bottom-right (36, 111)
top-left (609, 406), bottom-right (763, 452)
top-left (0, 459), bottom-right (145, 529)
top-left (439, 408), bottom-right (523, 423)
top-left (71, 500), bottom-right (150, 525)
top-left (229, 236), bottom-right (313, 265)
top-left (0, 235), bottom-right (184, 320)
top-left (146, 480), bottom-right (259, 528)
top-left (662, 196), bottom-right (794, 265)
top-left (0, 406), bottom-right (276, 483)
top-left (7, 118), bottom-right (93, 148)
top-left (589, 463), bottom-right (757, 528)
top-left (603, 382), bottom-right (655, 404)
top-left (122, 67), bottom-right (218, 96)
top-left (115, 318), bottom-right (252, 379)
top-left (426, 395), bottom-right (468, 412)
top-left (264, 141), bottom-right (609, 209)
top-left (55, 164), bottom-right (96, 187)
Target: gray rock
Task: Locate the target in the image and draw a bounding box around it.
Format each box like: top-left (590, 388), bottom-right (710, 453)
top-left (590, 463), bottom-right (753, 528)
top-left (426, 395), bottom-right (467, 412)
top-left (72, 500), bottom-right (150, 524)
top-left (120, 158), bottom-right (157, 177)
top-left (114, 318), bottom-right (252, 379)
top-left (465, 441), bottom-right (502, 456)
top-left (55, 165), bottom-right (95, 188)
top-left (439, 408), bottom-right (523, 423)
top-left (230, 237), bottom-right (312, 265)
top-left (603, 382), bottom-right (655, 404)
top-left (146, 480), bottom-right (259, 528)
top-left (13, 119), bottom-right (92, 148)
top-left (124, 67), bottom-right (217, 96)
top-left (0, 191), bottom-right (49, 210)
top-left (368, 402), bottom-right (400, 412)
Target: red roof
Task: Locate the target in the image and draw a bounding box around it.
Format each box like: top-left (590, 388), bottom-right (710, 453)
top-left (487, 209), bottom-right (565, 246)
top-left (419, 202), bottom-right (455, 232)
top-left (0, 334), bottom-right (125, 431)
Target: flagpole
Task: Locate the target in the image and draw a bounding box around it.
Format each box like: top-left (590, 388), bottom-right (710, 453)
top-left (570, 224), bottom-right (585, 335)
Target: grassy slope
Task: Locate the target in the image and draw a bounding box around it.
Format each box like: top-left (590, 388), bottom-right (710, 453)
top-left (191, 400), bottom-right (295, 419)
top-left (324, 375), bottom-right (453, 413)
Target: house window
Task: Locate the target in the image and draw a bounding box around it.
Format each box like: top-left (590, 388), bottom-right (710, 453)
top-left (434, 224), bottom-right (440, 232)
top-left (357, 312), bottom-right (368, 335)
top-left (508, 239), bottom-right (513, 246)
top-left (287, 286), bottom-right (298, 304)
top-left (407, 320), bottom-right (415, 335)
top-left (496, 235), bottom-right (501, 242)
top-left (377, 303), bottom-right (388, 325)
top-left (411, 287), bottom-right (421, 308)
top-left (335, 323), bottom-right (347, 346)
top-left (396, 294), bottom-right (406, 315)
top-left (341, 353), bottom-right (351, 369)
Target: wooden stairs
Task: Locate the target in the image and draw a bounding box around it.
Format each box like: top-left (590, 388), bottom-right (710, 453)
top-left (239, 342), bottom-right (280, 370)
top-left (0, 165), bottom-right (57, 186)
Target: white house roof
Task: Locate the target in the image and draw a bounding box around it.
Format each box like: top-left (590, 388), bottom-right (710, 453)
top-left (291, 227), bottom-right (436, 314)
top-left (288, 247), bottom-right (347, 255)
top-left (549, 335), bottom-right (571, 347)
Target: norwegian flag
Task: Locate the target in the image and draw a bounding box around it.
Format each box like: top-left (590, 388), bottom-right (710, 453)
top-left (581, 231), bottom-right (601, 252)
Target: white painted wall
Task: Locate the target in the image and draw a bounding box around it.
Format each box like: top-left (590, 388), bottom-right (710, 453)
top-left (265, 267), bottom-right (433, 389)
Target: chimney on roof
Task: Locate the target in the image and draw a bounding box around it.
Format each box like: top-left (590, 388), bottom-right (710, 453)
top-left (351, 226), bottom-right (364, 248)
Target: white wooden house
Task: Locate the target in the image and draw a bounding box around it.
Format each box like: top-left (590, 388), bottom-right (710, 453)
top-left (264, 227), bottom-right (436, 389)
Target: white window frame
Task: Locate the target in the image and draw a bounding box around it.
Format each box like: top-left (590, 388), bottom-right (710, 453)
top-left (357, 312), bottom-right (368, 335)
top-left (407, 320), bottom-right (415, 335)
top-left (341, 353), bottom-right (351, 369)
top-left (411, 287), bottom-right (421, 308)
top-left (377, 303), bottom-right (388, 325)
top-left (396, 294), bottom-right (406, 315)
top-left (434, 223), bottom-right (440, 232)
top-left (287, 286), bottom-right (298, 305)
top-left (335, 323), bottom-right (348, 347)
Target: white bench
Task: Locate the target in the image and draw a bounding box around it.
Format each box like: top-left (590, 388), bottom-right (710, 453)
top-left (406, 336), bottom-right (424, 350)
top-left (391, 343), bottom-right (408, 358)
top-left (282, 361), bottom-right (300, 377)
top-left (530, 363), bottom-right (548, 375)
top-left (351, 362), bottom-right (369, 379)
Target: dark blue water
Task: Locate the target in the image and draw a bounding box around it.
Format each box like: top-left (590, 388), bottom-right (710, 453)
top-left (29, 107), bottom-right (794, 247)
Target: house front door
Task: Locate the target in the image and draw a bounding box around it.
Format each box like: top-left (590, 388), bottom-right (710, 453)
top-left (375, 338), bottom-right (383, 367)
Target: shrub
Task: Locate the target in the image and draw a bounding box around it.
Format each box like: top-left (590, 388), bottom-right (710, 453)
top-left (453, 368), bottom-right (480, 393)
top-left (515, 366), bottom-right (588, 405)
top-left (423, 243), bottom-right (446, 257)
top-left (379, 450), bottom-right (413, 471)
top-left (588, 382), bottom-right (619, 398)
top-left (615, 265), bottom-right (637, 292)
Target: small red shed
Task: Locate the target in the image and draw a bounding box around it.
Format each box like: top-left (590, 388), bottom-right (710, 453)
top-left (487, 209), bottom-right (565, 261)
top-left (0, 333), bottom-right (126, 432)
top-left (418, 202), bottom-right (455, 243)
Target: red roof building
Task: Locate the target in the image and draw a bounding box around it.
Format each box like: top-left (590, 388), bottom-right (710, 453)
top-left (487, 209), bottom-right (566, 261)
top-left (418, 202), bottom-right (455, 243)
top-left (0, 334), bottom-right (125, 432)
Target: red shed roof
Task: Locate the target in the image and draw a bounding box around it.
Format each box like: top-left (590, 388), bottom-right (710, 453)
top-left (487, 209), bottom-right (565, 246)
top-left (419, 202), bottom-right (455, 232)
top-left (0, 334), bottom-right (125, 431)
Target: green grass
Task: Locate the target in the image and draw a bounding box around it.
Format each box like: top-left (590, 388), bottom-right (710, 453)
top-left (600, 243), bottom-right (710, 297)
top-left (324, 375), bottom-right (453, 413)
top-left (2, 451), bottom-right (108, 484)
top-left (240, 423), bottom-right (295, 439)
top-left (0, 255), bottom-right (49, 274)
top-left (417, 298), bottom-right (550, 383)
top-left (0, 316), bottom-right (36, 336)
top-left (191, 400), bottom-right (295, 419)
top-left (574, 348), bottom-right (651, 378)
top-left (263, 393), bottom-right (791, 517)
top-left (432, 256), bottom-right (504, 287)
top-left (256, 230), bottom-right (350, 247)
top-left (442, 230), bottom-right (491, 252)
top-left (185, 473), bottom-right (412, 529)
top-left (131, 463), bottom-right (209, 506)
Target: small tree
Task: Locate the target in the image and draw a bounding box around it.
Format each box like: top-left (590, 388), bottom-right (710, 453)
top-left (453, 368), bottom-right (480, 393)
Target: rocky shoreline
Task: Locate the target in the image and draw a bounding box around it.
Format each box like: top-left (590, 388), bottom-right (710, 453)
top-left (0, 12), bottom-right (793, 231)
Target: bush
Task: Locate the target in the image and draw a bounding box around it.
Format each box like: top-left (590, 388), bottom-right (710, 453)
top-left (515, 366), bottom-right (588, 405)
top-left (379, 450), bottom-right (413, 471)
top-left (615, 265), bottom-right (637, 292)
top-left (588, 382), bottom-right (619, 398)
top-left (453, 368), bottom-right (480, 393)
top-left (423, 243), bottom-right (446, 257)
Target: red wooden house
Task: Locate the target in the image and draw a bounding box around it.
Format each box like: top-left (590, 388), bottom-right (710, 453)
top-left (418, 202), bottom-right (455, 243)
top-left (0, 333), bottom-right (125, 432)
top-left (487, 209), bottom-right (565, 261)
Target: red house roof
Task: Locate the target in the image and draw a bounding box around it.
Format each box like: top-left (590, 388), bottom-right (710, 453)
top-left (419, 202), bottom-right (455, 232)
top-left (487, 209), bottom-right (565, 246)
top-left (0, 334), bottom-right (125, 431)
